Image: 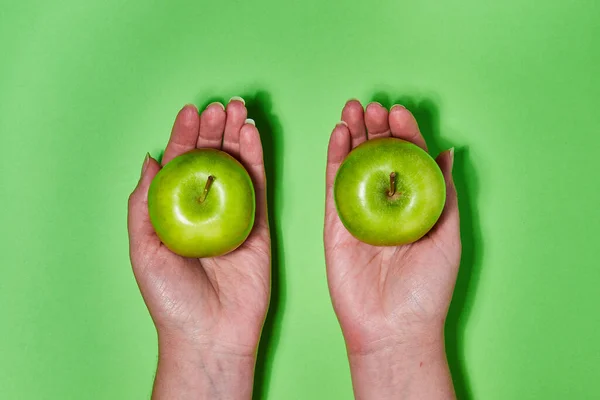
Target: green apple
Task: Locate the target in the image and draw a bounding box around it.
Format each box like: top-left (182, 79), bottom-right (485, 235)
top-left (334, 137), bottom-right (446, 246)
top-left (148, 149), bottom-right (255, 258)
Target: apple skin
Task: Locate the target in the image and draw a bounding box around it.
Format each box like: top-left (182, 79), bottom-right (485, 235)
top-left (148, 149), bottom-right (255, 258)
top-left (334, 137), bottom-right (446, 246)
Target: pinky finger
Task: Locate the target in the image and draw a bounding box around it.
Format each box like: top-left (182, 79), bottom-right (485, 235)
top-left (239, 120), bottom-right (267, 223)
top-left (430, 148), bottom-right (460, 242)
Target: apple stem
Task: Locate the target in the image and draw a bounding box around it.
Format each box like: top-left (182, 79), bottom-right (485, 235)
top-left (198, 175), bottom-right (215, 203)
top-left (388, 172), bottom-right (396, 197)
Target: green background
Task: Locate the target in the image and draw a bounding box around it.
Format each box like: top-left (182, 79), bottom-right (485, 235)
top-left (1, 0), bottom-right (599, 398)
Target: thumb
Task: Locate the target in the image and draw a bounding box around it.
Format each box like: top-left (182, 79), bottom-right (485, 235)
top-left (127, 153), bottom-right (161, 251)
top-left (432, 148), bottom-right (460, 241)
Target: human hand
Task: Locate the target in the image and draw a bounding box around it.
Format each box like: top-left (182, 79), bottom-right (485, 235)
top-left (324, 100), bottom-right (460, 399)
top-left (127, 99), bottom-right (270, 399)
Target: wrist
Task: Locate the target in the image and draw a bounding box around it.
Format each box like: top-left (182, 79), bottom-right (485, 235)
top-left (153, 334), bottom-right (257, 400)
top-left (158, 337), bottom-right (257, 374)
top-left (346, 329), bottom-right (454, 400)
top-left (342, 318), bottom-right (445, 357)
top-left (158, 329), bottom-right (259, 358)
top-left (347, 330), bottom-right (445, 370)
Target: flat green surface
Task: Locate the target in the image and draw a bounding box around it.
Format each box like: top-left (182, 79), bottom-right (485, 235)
top-left (1, 0), bottom-right (599, 399)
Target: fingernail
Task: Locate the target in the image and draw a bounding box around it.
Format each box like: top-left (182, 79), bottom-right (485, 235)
top-left (206, 101), bottom-right (225, 110)
top-left (367, 101), bottom-right (383, 108)
top-left (449, 147), bottom-right (455, 171)
top-left (141, 153), bottom-right (150, 177)
top-left (391, 104), bottom-right (405, 111)
top-left (229, 96), bottom-right (245, 105)
top-left (336, 120), bottom-right (348, 127)
top-left (245, 118), bottom-right (255, 126)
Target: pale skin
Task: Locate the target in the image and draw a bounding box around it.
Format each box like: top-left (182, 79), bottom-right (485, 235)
top-left (127, 98), bottom-right (460, 399)
top-left (325, 100), bottom-right (460, 400)
top-left (128, 99), bottom-right (270, 400)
